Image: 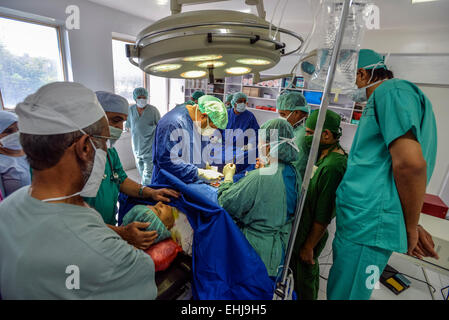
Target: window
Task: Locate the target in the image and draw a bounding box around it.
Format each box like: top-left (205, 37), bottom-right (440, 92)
top-left (150, 75), bottom-right (168, 117)
top-left (0, 16), bottom-right (65, 110)
top-left (112, 39), bottom-right (146, 103)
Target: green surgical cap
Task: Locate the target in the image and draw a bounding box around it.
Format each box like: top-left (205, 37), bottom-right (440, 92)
top-left (231, 92), bottom-right (247, 107)
top-left (277, 91), bottom-right (310, 113)
top-left (192, 90), bottom-right (205, 100)
top-left (122, 205), bottom-right (171, 244)
top-left (133, 87), bottom-right (148, 100)
top-left (225, 94), bottom-right (233, 103)
top-left (357, 49), bottom-right (386, 70)
top-left (306, 110), bottom-right (342, 139)
top-left (197, 95), bottom-right (228, 129)
top-left (259, 118), bottom-right (298, 164)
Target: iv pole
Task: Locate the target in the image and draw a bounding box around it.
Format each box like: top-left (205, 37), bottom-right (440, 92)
top-left (274, 0), bottom-right (352, 300)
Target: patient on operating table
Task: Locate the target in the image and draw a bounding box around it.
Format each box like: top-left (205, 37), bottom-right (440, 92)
top-left (122, 202), bottom-right (193, 255)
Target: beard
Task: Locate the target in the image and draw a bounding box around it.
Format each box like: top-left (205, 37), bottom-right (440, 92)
top-left (80, 158), bottom-right (94, 185)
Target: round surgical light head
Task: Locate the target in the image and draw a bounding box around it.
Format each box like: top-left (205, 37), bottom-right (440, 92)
top-left (181, 70), bottom-right (207, 78)
top-left (197, 61), bottom-right (226, 68)
top-left (183, 55), bottom-right (222, 62)
top-left (236, 58), bottom-right (271, 65)
top-left (226, 67), bottom-right (251, 75)
top-left (150, 63), bottom-right (182, 72)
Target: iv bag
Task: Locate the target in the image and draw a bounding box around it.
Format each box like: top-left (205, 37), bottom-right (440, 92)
top-left (308, 0), bottom-right (370, 94)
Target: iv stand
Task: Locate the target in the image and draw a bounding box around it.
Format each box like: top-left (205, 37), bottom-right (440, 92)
top-left (273, 0), bottom-right (352, 300)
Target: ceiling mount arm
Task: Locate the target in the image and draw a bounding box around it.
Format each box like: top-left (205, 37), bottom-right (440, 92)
top-left (170, 0), bottom-right (230, 15)
top-left (245, 0), bottom-right (266, 19)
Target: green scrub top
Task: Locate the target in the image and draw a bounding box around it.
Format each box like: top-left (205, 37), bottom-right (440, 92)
top-left (336, 79), bottom-right (438, 252)
top-left (0, 187), bottom-right (157, 299)
top-left (291, 125), bottom-right (309, 178)
top-left (218, 162), bottom-right (302, 277)
top-left (84, 148), bottom-right (127, 225)
top-left (295, 151), bottom-right (347, 254)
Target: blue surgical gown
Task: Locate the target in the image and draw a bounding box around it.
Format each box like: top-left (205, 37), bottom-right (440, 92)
top-left (151, 105), bottom-right (210, 184)
top-left (125, 104), bottom-right (161, 186)
top-left (219, 108), bottom-right (260, 174)
top-left (0, 154), bottom-right (31, 198)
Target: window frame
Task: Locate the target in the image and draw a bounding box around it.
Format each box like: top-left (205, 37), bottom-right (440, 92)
top-left (0, 13), bottom-right (69, 110)
top-left (111, 37), bottom-right (148, 100)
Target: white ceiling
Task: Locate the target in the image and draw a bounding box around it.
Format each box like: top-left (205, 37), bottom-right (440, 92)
top-left (88, 0), bottom-right (449, 31)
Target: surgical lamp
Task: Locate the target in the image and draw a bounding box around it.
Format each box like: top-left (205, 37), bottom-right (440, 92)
top-left (126, 0), bottom-right (304, 82)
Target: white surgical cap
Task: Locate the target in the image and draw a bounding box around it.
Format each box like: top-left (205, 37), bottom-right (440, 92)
top-left (16, 82), bottom-right (106, 135)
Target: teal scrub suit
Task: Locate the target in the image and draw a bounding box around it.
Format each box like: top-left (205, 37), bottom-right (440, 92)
top-left (0, 187), bottom-right (157, 299)
top-left (218, 162), bottom-right (301, 277)
top-left (126, 104), bottom-right (161, 186)
top-left (84, 147), bottom-right (128, 225)
top-left (328, 79), bottom-right (438, 300)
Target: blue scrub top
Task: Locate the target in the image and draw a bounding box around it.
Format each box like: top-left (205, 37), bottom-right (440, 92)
top-left (335, 79), bottom-right (438, 252)
top-left (219, 108), bottom-right (260, 173)
top-left (0, 154), bottom-right (31, 198)
top-left (151, 105), bottom-right (210, 184)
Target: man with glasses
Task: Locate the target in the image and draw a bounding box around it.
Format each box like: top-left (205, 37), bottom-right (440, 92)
top-left (0, 82), bottom-right (157, 299)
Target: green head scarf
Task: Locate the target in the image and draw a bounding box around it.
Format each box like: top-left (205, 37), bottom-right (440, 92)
top-left (197, 95), bottom-right (228, 129)
top-left (122, 205), bottom-right (171, 244)
top-left (277, 91), bottom-right (310, 113)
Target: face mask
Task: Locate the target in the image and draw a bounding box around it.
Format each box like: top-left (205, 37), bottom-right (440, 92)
top-left (42, 137), bottom-right (107, 202)
top-left (259, 137), bottom-right (299, 160)
top-left (136, 98), bottom-right (147, 108)
top-left (0, 131), bottom-right (22, 150)
top-left (108, 126), bottom-right (123, 147)
top-left (352, 61), bottom-right (387, 103)
top-left (304, 134), bottom-right (338, 156)
top-left (235, 103), bottom-right (246, 113)
top-left (351, 80), bottom-right (385, 103)
top-left (194, 108), bottom-right (216, 137)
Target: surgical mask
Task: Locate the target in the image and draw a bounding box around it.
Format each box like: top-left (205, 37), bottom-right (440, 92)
top-left (194, 109), bottom-right (216, 137)
top-left (108, 126), bottom-right (123, 147)
top-left (351, 80), bottom-right (385, 103)
top-left (304, 135), bottom-right (337, 156)
top-left (235, 103), bottom-right (246, 113)
top-left (136, 98), bottom-right (147, 108)
top-left (42, 136), bottom-right (107, 202)
top-left (0, 131), bottom-right (22, 150)
top-left (352, 60), bottom-right (388, 103)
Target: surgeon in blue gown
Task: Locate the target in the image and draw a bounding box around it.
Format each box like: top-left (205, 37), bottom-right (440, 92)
top-left (152, 95), bottom-right (228, 185)
top-left (220, 92), bottom-right (260, 177)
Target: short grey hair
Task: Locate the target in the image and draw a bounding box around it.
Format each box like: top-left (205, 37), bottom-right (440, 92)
top-left (20, 118), bottom-right (104, 170)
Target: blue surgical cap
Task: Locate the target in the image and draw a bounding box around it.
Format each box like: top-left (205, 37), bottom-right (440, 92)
top-left (133, 87), bottom-right (148, 100)
top-left (95, 91), bottom-right (129, 116)
top-left (0, 110), bottom-right (18, 133)
top-left (231, 92), bottom-right (248, 107)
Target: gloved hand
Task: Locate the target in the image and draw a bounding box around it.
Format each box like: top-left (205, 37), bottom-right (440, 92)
top-left (205, 162), bottom-right (212, 170)
top-left (241, 143), bottom-right (253, 152)
top-left (223, 163), bottom-right (236, 182)
top-left (198, 168), bottom-right (224, 182)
